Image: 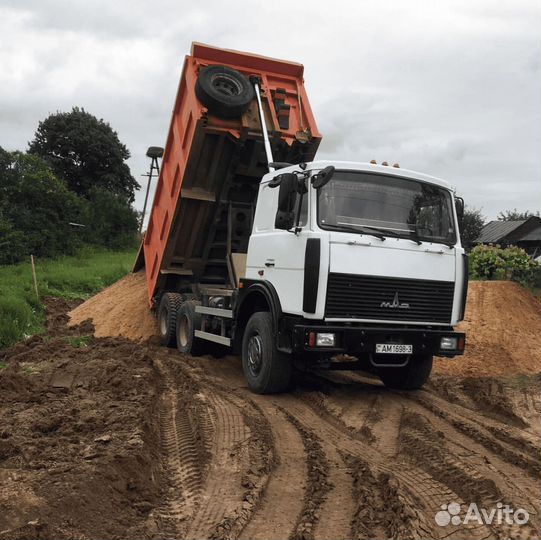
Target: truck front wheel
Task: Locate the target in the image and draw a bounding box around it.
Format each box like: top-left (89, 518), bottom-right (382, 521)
top-left (242, 312), bottom-right (292, 394)
top-left (378, 354), bottom-right (433, 390)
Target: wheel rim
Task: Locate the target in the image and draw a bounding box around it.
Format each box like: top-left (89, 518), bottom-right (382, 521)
top-left (178, 314), bottom-right (189, 348)
top-left (247, 333), bottom-right (263, 377)
top-left (211, 73), bottom-right (242, 97)
top-left (159, 308), bottom-right (168, 336)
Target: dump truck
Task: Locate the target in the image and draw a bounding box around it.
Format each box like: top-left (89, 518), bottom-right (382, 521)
top-left (136, 42), bottom-right (467, 394)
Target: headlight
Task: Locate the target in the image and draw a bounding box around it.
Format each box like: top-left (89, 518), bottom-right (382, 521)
top-left (440, 337), bottom-right (458, 350)
top-left (316, 332), bottom-right (336, 347)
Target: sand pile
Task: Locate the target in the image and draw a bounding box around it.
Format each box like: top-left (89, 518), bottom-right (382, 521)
top-left (68, 271), bottom-right (158, 341)
top-left (434, 280), bottom-right (540, 377)
top-left (69, 271), bottom-right (540, 377)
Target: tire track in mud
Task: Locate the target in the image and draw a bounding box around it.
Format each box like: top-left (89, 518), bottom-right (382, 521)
top-left (319, 371), bottom-right (541, 538)
top-left (312, 443), bottom-right (356, 540)
top-left (211, 363), bottom-right (459, 540)
top-left (164, 355), bottom-right (540, 540)
top-left (207, 397), bottom-right (275, 540)
top-left (279, 408), bottom-right (333, 540)
top-left (405, 392), bottom-right (541, 479)
top-left (238, 405), bottom-right (307, 540)
top-left (398, 410), bottom-right (540, 540)
top-left (154, 356), bottom-right (273, 540)
top-left (152, 358), bottom-right (209, 539)
top-left (284, 393), bottom-right (463, 539)
top-left (196, 361), bottom-right (355, 540)
top-left (343, 453), bottom-right (422, 540)
top-left (395, 390), bottom-right (541, 525)
top-left (184, 392), bottom-right (249, 540)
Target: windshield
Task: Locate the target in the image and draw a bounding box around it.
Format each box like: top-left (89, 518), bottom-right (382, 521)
top-left (317, 170), bottom-right (457, 245)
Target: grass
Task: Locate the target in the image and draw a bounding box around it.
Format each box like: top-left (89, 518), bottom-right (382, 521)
top-left (0, 246), bottom-right (137, 349)
top-left (62, 335), bottom-right (92, 348)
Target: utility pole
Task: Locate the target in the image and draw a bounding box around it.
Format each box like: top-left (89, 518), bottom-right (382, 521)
top-left (140, 146), bottom-right (164, 233)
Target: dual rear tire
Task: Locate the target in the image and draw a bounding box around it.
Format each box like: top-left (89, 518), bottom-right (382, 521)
top-left (157, 294), bottom-right (204, 354)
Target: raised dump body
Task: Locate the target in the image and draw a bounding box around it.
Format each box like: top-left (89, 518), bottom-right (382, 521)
top-left (138, 43), bottom-right (321, 305)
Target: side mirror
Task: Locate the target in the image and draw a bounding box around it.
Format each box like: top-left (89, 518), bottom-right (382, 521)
top-left (311, 166), bottom-right (335, 189)
top-left (455, 197), bottom-right (464, 225)
top-left (275, 173), bottom-right (298, 230)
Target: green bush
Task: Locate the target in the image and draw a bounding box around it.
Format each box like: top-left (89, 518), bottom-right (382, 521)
top-left (0, 149), bottom-right (86, 263)
top-left (469, 244), bottom-right (540, 286)
top-left (0, 148), bottom-right (139, 264)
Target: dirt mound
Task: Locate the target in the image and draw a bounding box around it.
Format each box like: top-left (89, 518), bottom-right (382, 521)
top-left (68, 271), bottom-right (158, 341)
top-left (0, 319), bottom-right (163, 539)
top-left (433, 280), bottom-right (541, 377)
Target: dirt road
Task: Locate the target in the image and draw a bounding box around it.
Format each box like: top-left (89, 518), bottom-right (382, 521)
top-left (1, 285), bottom-right (540, 540)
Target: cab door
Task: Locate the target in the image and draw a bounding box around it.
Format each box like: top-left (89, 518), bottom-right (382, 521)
top-left (246, 179), bottom-right (311, 316)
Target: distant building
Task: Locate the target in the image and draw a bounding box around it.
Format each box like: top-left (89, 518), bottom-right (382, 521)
top-left (474, 216), bottom-right (541, 257)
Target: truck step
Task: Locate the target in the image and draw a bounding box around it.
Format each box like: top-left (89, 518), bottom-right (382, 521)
top-left (195, 306), bottom-right (233, 318)
top-left (194, 330), bottom-right (231, 347)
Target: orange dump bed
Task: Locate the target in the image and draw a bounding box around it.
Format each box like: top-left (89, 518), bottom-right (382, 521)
top-left (137, 43), bottom-right (321, 306)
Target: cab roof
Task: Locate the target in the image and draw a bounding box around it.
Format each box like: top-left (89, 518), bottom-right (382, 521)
top-left (264, 160), bottom-right (455, 192)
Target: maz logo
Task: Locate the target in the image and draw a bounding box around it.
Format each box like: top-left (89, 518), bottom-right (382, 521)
top-left (380, 292), bottom-right (410, 309)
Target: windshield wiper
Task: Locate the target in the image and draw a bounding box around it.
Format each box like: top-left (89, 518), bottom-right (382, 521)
top-left (361, 225), bottom-right (423, 245)
top-left (365, 225), bottom-right (423, 245)
top-left (323, 223), bottom-right (386, 241)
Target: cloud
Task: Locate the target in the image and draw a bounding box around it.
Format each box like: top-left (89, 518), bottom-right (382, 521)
top-left (0, 0), bottom-right (539, 219)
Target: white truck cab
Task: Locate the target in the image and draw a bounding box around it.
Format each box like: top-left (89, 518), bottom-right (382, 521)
top-left (247, 160), bottom-right (467, 325)
top-left (233, 160), bottom-right (467, 392)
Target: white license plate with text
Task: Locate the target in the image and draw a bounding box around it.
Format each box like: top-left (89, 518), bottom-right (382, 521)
top-left (375, 344), bottom-right (413, 354)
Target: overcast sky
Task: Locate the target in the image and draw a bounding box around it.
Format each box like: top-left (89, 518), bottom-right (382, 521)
top-left (1, 0), bottom-right (539, 220)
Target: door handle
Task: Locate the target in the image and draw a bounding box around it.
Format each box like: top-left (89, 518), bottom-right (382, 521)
top-left (265, 262), bottom-right (275, 267)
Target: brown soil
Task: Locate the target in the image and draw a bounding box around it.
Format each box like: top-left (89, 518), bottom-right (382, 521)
top-left (70, 274), bottom-right (541, 378)
top-left (433, 280), bottom-right (541, 377)
top-left (1, 280), bottom-right (539, 540)
top-left (68, 271), bottom-right (157, 341)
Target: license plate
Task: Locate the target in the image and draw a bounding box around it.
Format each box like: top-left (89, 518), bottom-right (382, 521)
top-left (375, 344), bottom-right (413, 354)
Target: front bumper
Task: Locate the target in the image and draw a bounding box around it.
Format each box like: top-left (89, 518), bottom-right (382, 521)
top-left (291, 325), bottom-right (465, 358)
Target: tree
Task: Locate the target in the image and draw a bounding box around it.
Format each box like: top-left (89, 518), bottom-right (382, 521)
top-left (28, 107), bottom-right (139, 203)
top-left (82, 187), bottom-right (139, 249)
top-left (0, 147), bottom-right (86, 264)
top-left (497, 208), bottom-right (540, 221)
top-left (460, 205), bottom-right (486, 250)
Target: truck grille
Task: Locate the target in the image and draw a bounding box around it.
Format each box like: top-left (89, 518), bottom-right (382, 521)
top-left (325, 273), bottom-right (455, 323)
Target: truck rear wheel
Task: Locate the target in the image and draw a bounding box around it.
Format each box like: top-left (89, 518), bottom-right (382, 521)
top-left (176, 301), bottom-right (205, 356)
top-left (195, 65), bottom-right (254, 118)
top-left (378, 354), bottom-right (433, 390)
top-left (158, 292), bottom-right (183, 347)
top-left (242, 312), bottom-right (292, 394)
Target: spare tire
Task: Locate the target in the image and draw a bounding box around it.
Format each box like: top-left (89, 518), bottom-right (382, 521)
top-left (195, 65), bottom-right (254, 118)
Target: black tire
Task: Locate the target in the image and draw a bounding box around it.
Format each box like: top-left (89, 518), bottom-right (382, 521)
top-left (378, 354), bottom-right (433, 390)
top-left (176, 301), bottom-right (205, 356)
top-left (158, 292), bottom-right (183, 347)
top-left (195, 65), bottom-right (254, 118)
top-left (242, 312), bottom-right (292, 394)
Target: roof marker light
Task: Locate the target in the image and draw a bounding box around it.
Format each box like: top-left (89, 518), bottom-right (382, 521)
top-left (382, 161), bottom-right (389, 166)
top-left (393, 163), bottom-right (400, 168)
top-left (370, 159), bottom-right (377, 164)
